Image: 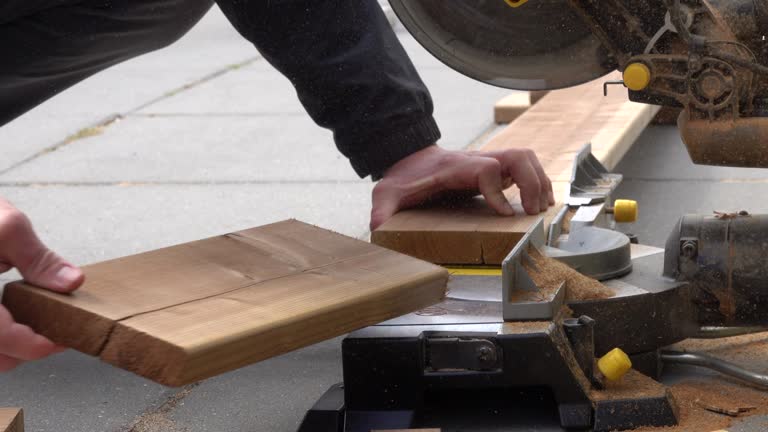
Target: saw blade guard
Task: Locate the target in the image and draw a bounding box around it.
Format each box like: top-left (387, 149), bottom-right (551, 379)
top-left (388, 0), bottom-right (616, 90)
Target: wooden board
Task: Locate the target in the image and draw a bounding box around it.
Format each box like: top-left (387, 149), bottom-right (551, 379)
top-left (2, 220), bottom-right (448, 386)
top-left (494, 92), bottom-right (531, 124)
top-left (373, 73), bottom-right (660, 265)
top-left (0, 409), bottom-right (23, 432)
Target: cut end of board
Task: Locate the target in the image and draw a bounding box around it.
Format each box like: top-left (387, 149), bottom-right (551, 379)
top-left (2, 285), bottom-right (113, 356)
top-left (372, 198), bottom-right (562, 265)
top-left (2, 220), bottom-right (448, 386)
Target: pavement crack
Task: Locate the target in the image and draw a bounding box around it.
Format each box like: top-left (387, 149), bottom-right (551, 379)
top-left (0, 115), bottom-right (123, 177)
top-left (129, 56), bottom-right (262, 114)
top-left (0, 57), bottom-right (262, 178)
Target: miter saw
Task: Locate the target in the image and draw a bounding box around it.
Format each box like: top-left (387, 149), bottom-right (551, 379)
top-left (298, 144), bottom-right (768, 431)
top-left (296, 1), bottom-right (768, 431)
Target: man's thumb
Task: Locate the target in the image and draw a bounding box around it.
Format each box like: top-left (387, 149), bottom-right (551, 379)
top-left (19, 253), bottom-right (85, 292)
top-left (19, 249), bottom-right (84, 293)
top-left (0, 206), bottom-right (84, 293)
top-left (370, 182), bottom-right (401, 231)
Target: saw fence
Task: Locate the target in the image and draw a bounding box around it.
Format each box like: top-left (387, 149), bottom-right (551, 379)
top-left (372, 72), bottom-right (661, 265)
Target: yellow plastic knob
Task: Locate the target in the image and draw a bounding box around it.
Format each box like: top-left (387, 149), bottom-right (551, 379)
top-left (504, 0), bottom-right (529, 7)
top-left (598, 348), bottom-right (633, 381)
top-left (623, 63), bottom-right (652, 91)
top-left (613, 199), bottom-right (638, 223)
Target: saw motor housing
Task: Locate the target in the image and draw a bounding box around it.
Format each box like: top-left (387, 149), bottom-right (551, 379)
top-left (390, 0), bottom-right (768, 168)
top-left (572, 0), bottom-right (768, 167)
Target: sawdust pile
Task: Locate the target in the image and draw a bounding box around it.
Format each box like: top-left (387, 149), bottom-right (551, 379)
top-left (127, 384), bottom-right (197, 432)
top-left (591, 370), bottom-right (666, 401)
top-left (630, 380), bottom-right (768, 432)
top-left (627, 332), bottom-right (768, 431)
top-left (129, 413), bottom-right (185, 432)
top-left (674, 332), bottom-right (768, 361)
top-left (560, 208), bottom-right (578, 234)
top-left (523, 246), bottom-right (614, 301)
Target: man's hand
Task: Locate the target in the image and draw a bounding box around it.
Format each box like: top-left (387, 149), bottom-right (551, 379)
top-left (370, 145), bottom-right (555, 230)
top-left (0, 198), bottom-right (84, 371)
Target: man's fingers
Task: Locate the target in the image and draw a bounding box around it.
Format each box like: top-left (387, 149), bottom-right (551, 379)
top-left (476, 159), bottom-right (515, 216)
top-left (0, 202), bottom-right (84, 293)
top-left (0, 323), bottom-right (59, 361)
top-left (525, 151), bottom-right (554, 211)
top-left (370, 181), bottom-right (403, 231)
top-left (0, 354), bottom-right (22, 372)
top-left (0, 307), bottom-right (59, 361)
top-left (481, 149), bottom-right (551, 214)
top-left (503, 154), bottom-right (543, 215)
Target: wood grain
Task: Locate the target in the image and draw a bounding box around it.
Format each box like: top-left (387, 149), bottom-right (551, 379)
top-left (373, 73), bottom-right (660, 265)
top-left (0, 409), bottom-right (23, 432)
top-left (3, 220), bottom-right (448, 386)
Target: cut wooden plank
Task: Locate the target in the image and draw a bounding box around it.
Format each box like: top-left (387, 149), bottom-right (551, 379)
top-left (372, 184), bottom-right (568, 265)
top-left (529, 90), bottom-right (549, 105)
top-left (0, 409), bottom-right (23, 432)
top-left (3, 220), bottom-right (448, 386)
top-left (494, 92), bottom-right (531, 124)
top-left (493, 91), bottom-right (549, 123)
top-left (373, 73), bottom-right (660, 265)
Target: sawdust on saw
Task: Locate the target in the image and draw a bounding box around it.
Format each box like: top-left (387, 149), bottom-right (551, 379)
top-left (629, 380), bottom-right (768, 432)
top-left (673, 331), bottom-right (768, 361)
top-left (590, 370), bottom-right (667, 401)
top-left (626, 332), bottom-right (768, 431)
top-left (560, 208), bottom-right (578, 234)
top-left (523, 246), bottom-right (614, 301)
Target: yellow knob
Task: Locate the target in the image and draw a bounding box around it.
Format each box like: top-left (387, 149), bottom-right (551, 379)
top-left (613, 199), bottom-right (638, 223)
top-left (504, 0), bottom-right (529, 7)
top-left (598, 348), bottom-right (633, 381)
top-left (623, 63), bottom-right (652, 91)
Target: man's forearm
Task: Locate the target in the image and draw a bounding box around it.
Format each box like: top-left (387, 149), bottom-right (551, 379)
top-left (217, 0), bottom-right (440, 178)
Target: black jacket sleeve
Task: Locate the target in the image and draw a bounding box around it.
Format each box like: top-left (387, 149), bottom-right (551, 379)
top-left (216, 0), bottom-right (440, 179)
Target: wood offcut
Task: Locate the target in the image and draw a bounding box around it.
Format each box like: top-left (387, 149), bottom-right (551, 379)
top-left (2, 220), bottom-right (448, 386)
top-left (0, 409), bottom-right (23, 432)
top-left (494, 91), bottom-right (549, 123)
top-left (373, 73), bottom-right (660, 265)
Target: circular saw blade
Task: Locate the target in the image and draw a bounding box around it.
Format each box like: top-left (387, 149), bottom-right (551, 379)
top-left (389, 0), bottom-right (616, 90)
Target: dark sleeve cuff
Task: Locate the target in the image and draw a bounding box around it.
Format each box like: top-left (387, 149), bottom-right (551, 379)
top-left (344, 115), bottom-right (441, 180)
